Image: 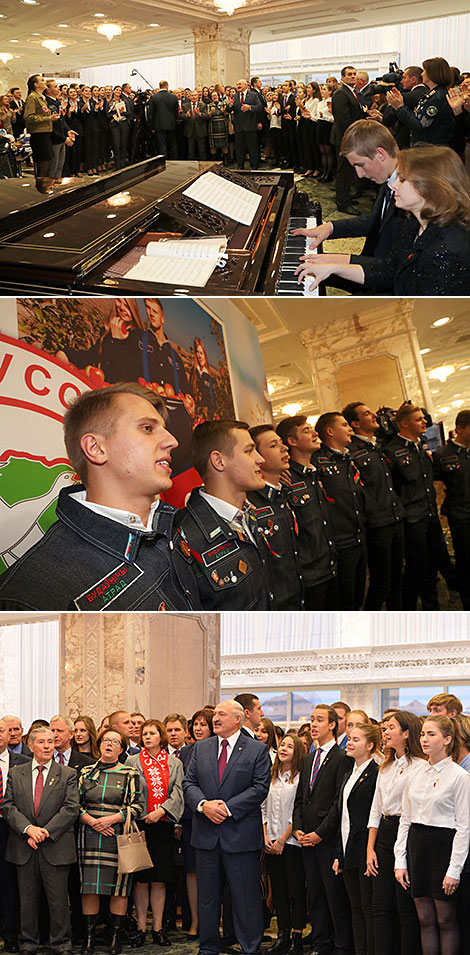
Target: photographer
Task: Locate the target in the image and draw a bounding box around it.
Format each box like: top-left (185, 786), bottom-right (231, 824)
top-left (381, 66), bottom-right (427, 147)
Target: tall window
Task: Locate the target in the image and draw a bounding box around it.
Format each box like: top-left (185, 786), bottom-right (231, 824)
top-left (0, 619), bottom-right (59, 729)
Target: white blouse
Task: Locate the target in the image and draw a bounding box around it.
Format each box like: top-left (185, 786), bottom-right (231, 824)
top-left (394, 757), bottom-right (470, 880)
top-left (368, 754), bottom-right (423, 828)
top-left (317, 98), bottom-right (334, 122)
top-left (303, 97), bottom-right (319, 120)
top-left (262, 771), bottom-right (301, 847)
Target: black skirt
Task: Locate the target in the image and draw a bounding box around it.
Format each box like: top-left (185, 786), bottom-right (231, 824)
top-left (135, 820), bottom-right (175, 884)
top-left (317, 119), bottom-right (333, 145)
top-left (408, 823), bottom-right (456, 900)
top-left (30, 131), bottom-right (53, 162)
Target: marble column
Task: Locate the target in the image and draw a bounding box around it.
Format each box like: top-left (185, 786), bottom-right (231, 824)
top-left (299, 299), bottom-right (435, 415)
top-left (193, 24), bottom-right (251, 87)
top-left (0, 64), bottom-right (29, 96)
top-left (59, 612), bottom-right (220, 724)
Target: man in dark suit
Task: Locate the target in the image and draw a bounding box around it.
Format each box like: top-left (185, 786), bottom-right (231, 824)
top-left (291, 122), bottom-right (403, 294)
top-left (0, 719), bottom-right (30, 953)
top-left (2, 725), bottom-right (79, 955)
top-left (293, 705), bottom-right (353, 955)
top-left (183, 699), bottom-right (271, 955)
top-left (229, 79), bottom-right (261, 170)
top-left (279, 80), bottom-right (297, 168)
top-left (148, 81), bottom-right (179, 159)
top-left (182, 91), bottom-right (209, 160)
top-left (3, 717), bottom-right (32, 759)
top-left (331, 66), bottom-right (366, 212)
top-left (9, 88), bottom-right (25, 137)
top-left (251, 77), bottom-right (268, 163)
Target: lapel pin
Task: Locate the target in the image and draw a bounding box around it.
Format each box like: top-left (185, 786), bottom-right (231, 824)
top-left (49, 778), bottom-right (55, 785)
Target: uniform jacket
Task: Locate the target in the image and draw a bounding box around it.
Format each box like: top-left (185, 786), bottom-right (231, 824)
top-left (362, 218), bottom-right (470, 295)
top-left (334, 759), bottom-right (378, 869)
top-left (395, 85), bottom-right (455, 146)
top-left (382, 83), bottom-right (427, 148)
top-left (148, 90), bottom-right (179, 132)
top-left (384, 434), bottom-right (437, 523)
top-left (292, 744), bottom-right (351, 845)
top-left (348, 435), bottom-right (405, 528)
top-left (0, 485), bottom-right (201, 612)
top-left (433, 440), bottom-right (470, 522)
top-left (247, 484), bottom-right (303, 609)
top-left (176, 487), bottom-right (272, 610)
top-left (23, 91), bottom-right (54, 133)
top-left (312, 445), bottom-right (365, 549)
top-left (283, 459), bottom-right (337, 586)
top-left (126, 752), bottom-right (184, 822)
top-left (182, 733), bottom-right (271, 852)
top-left (3, 761), bottom-right (79, 865)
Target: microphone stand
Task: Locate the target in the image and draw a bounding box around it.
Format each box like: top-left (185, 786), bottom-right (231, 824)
top-left (130, 68), bottom-right (153, 88)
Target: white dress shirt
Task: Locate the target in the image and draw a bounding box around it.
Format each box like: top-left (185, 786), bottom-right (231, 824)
top-left (54, 747), bottom-right (71, 765)
top-left (368, 755), bottom-right (423, 828)
top-left (73, 489), bottom-right (160, 533)
top-left (199, 490), bottom-right (256, 544)
top-left (0, 748), bottom-right (10, 795)
top-left (31, 758), bottom-right (53, 799)
top-left (341, 758), bottom-right (374, 853)
top-left (197, 731), bottom-right (241, 815)
top-left (243, 726), bottom-right (255, 738)
top-left (262, 771), bottom-right (300, 847)
top-left (310, 737), bottom-right (337, 783)
top-left (394, 757), bottom-right (470, 880)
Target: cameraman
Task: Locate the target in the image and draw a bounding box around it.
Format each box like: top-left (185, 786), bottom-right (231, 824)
top-left (385, 56), bottom-right (455, 146)
top-left (381, 67), bottom-right (427, 147)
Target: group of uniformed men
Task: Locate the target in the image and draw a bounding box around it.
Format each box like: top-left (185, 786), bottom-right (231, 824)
top-left (0, 382), bottom-right (468, 612)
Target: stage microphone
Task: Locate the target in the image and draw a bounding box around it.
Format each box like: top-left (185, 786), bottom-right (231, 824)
top-left (130, 69), bottom-right (137, 76)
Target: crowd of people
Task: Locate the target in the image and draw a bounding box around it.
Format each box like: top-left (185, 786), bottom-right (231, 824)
top-left (0, 383), bottom-right (468, 612)
top-left (1, 690), bottom-right (470, 955)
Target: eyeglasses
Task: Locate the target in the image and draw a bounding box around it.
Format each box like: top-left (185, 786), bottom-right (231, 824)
top-left (102, 738), bottom-right (121, 746)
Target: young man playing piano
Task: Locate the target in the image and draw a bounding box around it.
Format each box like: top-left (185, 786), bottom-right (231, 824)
top-left (291, 121), bottom-right (403, 294)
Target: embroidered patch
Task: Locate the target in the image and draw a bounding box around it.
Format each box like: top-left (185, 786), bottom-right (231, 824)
top-left (290, 481), bottom-right (307, 491)
top-left (255, 506), bottom-right (275, 517)
top-left (238, 559), bottom-right (248, 574)
top-left (74, 562), bottom-right (144, 611)
top-left (201, 539), bottom-right (240, 567)
top-left (179, 539), bottom-right (191, 559)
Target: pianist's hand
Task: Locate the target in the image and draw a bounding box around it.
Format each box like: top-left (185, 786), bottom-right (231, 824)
top-left (300, 252), bottom-right (351, 266)
top-left (290, 221), bottom-right (333, 250)
top-left (294, 259), bottom-right (334, 292)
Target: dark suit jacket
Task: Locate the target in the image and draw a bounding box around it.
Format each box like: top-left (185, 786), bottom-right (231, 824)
top-left (382, 84), bottom-right (427, 148)
top-left (230, 90), bottom-right (261, 134)
top-left (9, 743), bottom-right (32, 759)
top-left (332, 182), bottom-right (405, 261)
top-left (148, 89), bottom-right (178, 132)
top-left (182, 102), bottom-right (209, 139)
top-left (292, 744), bottom-right (351, 845)
top-left (331, 84), bottom-right (365, 144)
top-left (252, 88), bottom-right (268, 127)
top-left (3, 761), bottom-right (79, 865)
top-left (333, 759), bottom-right (378, 869)
top-left (182, 733), bottom-right (271, 852)
top-left (67, 751), bottom-right (94, 773)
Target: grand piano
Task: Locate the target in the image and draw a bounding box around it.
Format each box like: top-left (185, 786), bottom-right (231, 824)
top-left (0, 158), bottom-right (324, 296)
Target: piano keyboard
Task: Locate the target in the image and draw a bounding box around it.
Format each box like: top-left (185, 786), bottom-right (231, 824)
top-left (276, 216), bottom-right (319, 296)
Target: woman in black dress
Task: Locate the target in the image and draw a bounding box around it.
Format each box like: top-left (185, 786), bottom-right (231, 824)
top-left (80, 86), bottom-right (100, 175)
top-left (108, 86), bottom-right (130, 169)
top-left (126, 720), bottom-right (184, 947)
top-left (63, 87), bottom-right (83, 177)
top-left (78, 728), bottom-right (143, 955)
top-left (295, 144), bottom-right (470, 294)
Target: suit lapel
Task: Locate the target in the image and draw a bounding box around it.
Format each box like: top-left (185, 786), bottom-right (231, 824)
top-left (219, 733), bottom-right (246, 788)
top-left (208, 736), bottom-right (219, 789)
top-left (18, 762), bottom-right (35, 819)
top-left (36, 763), bottom-right (60, 818)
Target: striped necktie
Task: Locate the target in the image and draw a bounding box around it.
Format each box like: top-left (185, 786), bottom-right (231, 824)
top-left (309, 747), bottom-right (323, 789)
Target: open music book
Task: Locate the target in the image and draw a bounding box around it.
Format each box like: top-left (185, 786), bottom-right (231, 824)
top-left (124, 236), bottom-right (227, 287)
top-left (182, 171), bottom-right (262, 226)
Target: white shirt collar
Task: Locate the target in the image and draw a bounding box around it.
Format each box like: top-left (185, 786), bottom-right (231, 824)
top-left (426, 756), bottom-right (452, 773)
top-left (264, 480), bottom-right (282, 490)
top-left (387, 168), bottom-right (398, 188)
top-left (354, 433), bottom-right (376, 445)
top-left (243, 726), bottom-right (255, 738)
top-left (0, 748), bottom-right (9, 762)
top-left (218, 730), bottom-right (241, 750)
top-left (199, 489), bottom-right (245, 525)
top-left (352, 756), bottom-right (373, 775)
top-left (316, 737), bottom-right (337, 755)
top-left (327, 445), bottom-right (349, 457)
top-left (54, 747), bottom-right (71, 762)
top-left (397, 433), bottom-right (419, 445)
top-left (32, 758), bottom-right (53, 771)
top-left (72, 489), bottom-right (160, 532)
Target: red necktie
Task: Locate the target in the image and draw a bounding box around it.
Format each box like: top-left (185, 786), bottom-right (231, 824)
top-left (218, 739), bottom-right (228, 781)
top-left (241, 92), bottom-right (244, 106)
top-left (34, 765), bottom-right (45, 819)
top-left (309, 748), bottom-right (323, 790)
top-left (353, 88), bottom-right (361, 103)
top-left (58, 753), bottom-right (65, 765)
top-left (192, 105), bottom-right (195, 118)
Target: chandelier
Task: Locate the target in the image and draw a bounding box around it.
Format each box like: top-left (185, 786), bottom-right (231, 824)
top-left (214, 0), bottom-right (246, 14)
top-left (41, 39), bottom-right (65, 53)
top-left (97, 22), bottom-right (122, 40)
top-left (0, 52), bottom-right (13, 63)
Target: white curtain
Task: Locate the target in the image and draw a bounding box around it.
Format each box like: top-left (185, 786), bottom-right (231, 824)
top-left (0, 620), bottom-right (59, 730)
top-left (80, 53), bottom-right (195, 91)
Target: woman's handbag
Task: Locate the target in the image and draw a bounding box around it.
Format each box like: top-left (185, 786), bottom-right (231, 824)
top-left (117, 808), bottom-right (153, 874)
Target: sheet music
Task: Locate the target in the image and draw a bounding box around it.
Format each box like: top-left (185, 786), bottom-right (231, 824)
top-left (182, 171), bottom-right (262, 226)
top-left (124, 236), bottom-right (227, 287)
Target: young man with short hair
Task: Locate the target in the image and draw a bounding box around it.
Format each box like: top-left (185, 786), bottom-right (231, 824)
top-left (427, 693), bottom-right (462, 718)
top-left (234, 693), bottom-right (264, 738)
top-left (0, 383), bottom-right (200, 612)
top-left (163, 714), bottom-right (188, 755)
top-left (313, 412), bottom-right (366, 610)
top-left (342, 400), bottom-right (405, 609)
top-left (434, 409), bottom-right (470, 609)
top-left (275, 416), bottom-right (338, 610)
top-left (248, 425), bottom-right (303, 609)
top-left (385, 403), bottom-right (442, 610)
top-left (331, 701), bottom-right (351, 751)
top-left (177, 420), bottom-right (273, 610)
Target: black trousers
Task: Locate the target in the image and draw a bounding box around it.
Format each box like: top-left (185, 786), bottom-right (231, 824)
top-left (0, 818), bottom-right (20, 937)
top-left (303, 843), bottom-right (353, 954)
top-left (235, 130), bottom-right (259, 169)
top-left (371, 817), bottom-right (421, 955)
top-left (337, 542), bottom-right (367, 610)
top-left (17, 854), bottom-right (71, 953)
top-left (281, 122), bottom-right (297, 167)
top-left (364, 521), bottom-right (405, 610)
top-left (343, 867), bottom-right (374, 955)
top-left (448, 518), bottom-right (470, 609)
top-left (154, 128), bottom-right (177, 159)
top-left (196, 846), bottom-right (263, 955)
top-left (187, 134), bottom-right (207, 160)
top-left (266, 846), bottom-right (306, 933)
top-left (110, 121), bottom-right (129, 169)
top-left (402, 515), bottom-right (442, 610)
top-left (335, 152), bottom-right (358, 207)
top-left (304, 575), bottom-right (340, 610)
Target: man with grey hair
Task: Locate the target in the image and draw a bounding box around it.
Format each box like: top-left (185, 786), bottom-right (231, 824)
top-left (0, 719), bottom-right (30, 953)
top-left (183, 699), bottom-right (271, 955)
top-left (50, 715), bottom-right (93, 772)
top-left (2, 726), bottom-right (79, 955)
top-left (3, 716), bottom-right (31, 758)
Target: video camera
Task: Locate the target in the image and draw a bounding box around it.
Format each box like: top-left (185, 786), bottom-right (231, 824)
top-left (371, 61), bottom-right (404, 94)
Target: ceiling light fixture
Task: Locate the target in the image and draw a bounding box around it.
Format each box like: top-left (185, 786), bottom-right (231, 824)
top-left (214, 0), bottom-right (246, 14)
top-left (306, 416), bottom-right (318, 428)
top-left (0, 52), bottom-right (13, 63)
top-left (452, 399), bottom-right (465, 407)
top-left (97, 21), bottom-right (122, 40)
top-left (281, 403), bottom-right (302, 416)
top-left (432, 316), bottom-right (452, 327)
top-left (94, 12), bottom-right (105, 16)
top-left (428, 364), bottom-right (456, 383)
top-left (419, 347), bottom-right (431, 355)
top-left (41, 38), bottom-right (64, 53)
top-left (439, 406), bottom-right (450, 414)
top-left (149, 22), bottom-right (159, 26)
top-left (58, 23), bottom-right (69, 27)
